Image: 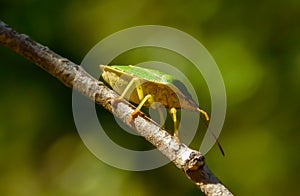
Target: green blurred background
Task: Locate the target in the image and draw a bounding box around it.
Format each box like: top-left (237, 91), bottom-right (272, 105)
top-left (1, 0), bottom-right (299, 195)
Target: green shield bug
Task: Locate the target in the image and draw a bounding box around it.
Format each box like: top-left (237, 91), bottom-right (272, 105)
top-left (100, 65), bottom-right (224, 155)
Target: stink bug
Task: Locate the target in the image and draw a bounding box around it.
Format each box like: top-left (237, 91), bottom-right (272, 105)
top-left (100, 65), bottom-right (224, 155)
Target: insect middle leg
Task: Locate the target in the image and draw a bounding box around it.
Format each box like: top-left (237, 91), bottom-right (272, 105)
top-left (130, 78), bottom-right (153, 118)
top-left (118, 78), bottom-right (164, 127)
top-left (129, 79), bottom-right (165, 125)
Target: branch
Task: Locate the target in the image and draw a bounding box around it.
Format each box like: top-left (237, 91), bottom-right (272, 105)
top-left (0, 21), bottom-right (233, 196)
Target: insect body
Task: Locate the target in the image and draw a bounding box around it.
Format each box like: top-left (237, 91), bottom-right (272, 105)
top-left (100, 65), bottom-right (210, 139)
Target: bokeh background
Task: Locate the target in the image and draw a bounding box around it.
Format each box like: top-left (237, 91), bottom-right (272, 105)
top-left (1, 0), bottom-right (299, 195)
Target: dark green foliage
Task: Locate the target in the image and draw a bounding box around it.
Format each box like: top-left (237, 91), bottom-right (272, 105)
top-left (1, 0), bottom-right (300, 195)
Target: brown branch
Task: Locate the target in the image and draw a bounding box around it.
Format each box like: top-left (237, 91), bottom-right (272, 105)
top-left (0, 20), bottom-right (233, 196)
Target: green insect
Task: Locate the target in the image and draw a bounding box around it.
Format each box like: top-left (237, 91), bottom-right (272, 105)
top-left (100, 64), bottom-right (211, 136)
top-left (100, 65), bottom-right (224, 155)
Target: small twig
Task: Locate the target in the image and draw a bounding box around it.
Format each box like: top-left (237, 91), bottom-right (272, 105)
top-left (0, 20), bottom-right (233, 196)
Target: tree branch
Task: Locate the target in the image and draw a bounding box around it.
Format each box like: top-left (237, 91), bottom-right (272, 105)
top-left (0, 20), bottom-right (233, 196)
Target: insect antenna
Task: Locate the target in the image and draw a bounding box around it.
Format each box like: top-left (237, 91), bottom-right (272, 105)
top-left (199, 111), bottom-right (225, 156)
top-left (197, 108), bottom-right (210, 121)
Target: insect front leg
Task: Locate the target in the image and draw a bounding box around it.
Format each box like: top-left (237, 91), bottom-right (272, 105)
top-left (120, 77), bottom-right (139, 99)
top-left (106, 77), bottom-right (138, 107)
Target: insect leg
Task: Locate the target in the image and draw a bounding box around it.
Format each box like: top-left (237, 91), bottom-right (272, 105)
top-left (134, 79), bottom-right (144, 101)
top-left (157, 107), bottom-right (165, 127)
top-left (169, 107), bottom-right (179, 141)
top-left (119, 77), bottom-right (139, 99)
top-left (129, 79), bottom-right (154, 120)
top-left (128, 80), bottom-right (164, 128)
top-left (108, 77), bottom-right (139, 108)
top-left (130, 94), bottom-right (154, 118)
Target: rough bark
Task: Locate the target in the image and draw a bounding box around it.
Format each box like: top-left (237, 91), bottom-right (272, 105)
top-left (0, 20), bottom-right (233, 196)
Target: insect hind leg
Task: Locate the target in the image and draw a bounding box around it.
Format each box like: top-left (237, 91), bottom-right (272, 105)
top-left (169, 107), bottom-right (179, 142)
